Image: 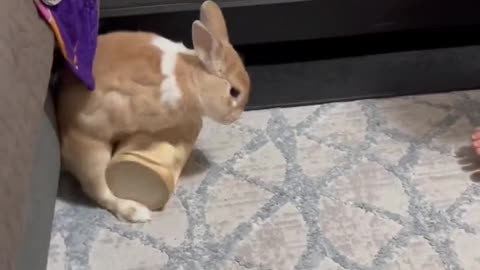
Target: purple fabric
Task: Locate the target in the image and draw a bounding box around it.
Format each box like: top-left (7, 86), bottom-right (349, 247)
top-left (36, 0), bottom-right (98, 90)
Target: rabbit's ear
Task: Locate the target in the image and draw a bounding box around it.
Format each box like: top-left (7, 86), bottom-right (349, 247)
top-left (200, 0), bottom-right (229, 42)
top-left (192, 20), bottom-right (223, 72)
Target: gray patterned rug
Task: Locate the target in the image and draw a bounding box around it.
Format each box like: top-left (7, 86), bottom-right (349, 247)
top-left (48, 90), bottom-right (480, 270)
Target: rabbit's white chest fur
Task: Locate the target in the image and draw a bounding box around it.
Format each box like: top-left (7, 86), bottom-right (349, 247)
top-left (151, 36), bottom-right (195, 107)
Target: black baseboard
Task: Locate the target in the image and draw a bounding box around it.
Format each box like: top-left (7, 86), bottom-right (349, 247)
top-left (245, 45), bottom-right (480, 110)
top-left (240, 27), bottom-right (480, 109)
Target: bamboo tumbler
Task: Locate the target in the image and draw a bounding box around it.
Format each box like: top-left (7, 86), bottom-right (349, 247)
top-left (105, 118), bottom-right (202, 210)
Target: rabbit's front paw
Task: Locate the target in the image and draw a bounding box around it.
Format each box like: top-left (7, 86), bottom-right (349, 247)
top-left (115, 199), bottom-right (151, 223)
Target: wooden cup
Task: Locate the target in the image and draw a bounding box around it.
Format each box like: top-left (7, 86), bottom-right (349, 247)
top-left (105, 118), bottom-right (202, 210)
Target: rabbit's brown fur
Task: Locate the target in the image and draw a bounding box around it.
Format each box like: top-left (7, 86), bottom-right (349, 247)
top-left (57, 1), bottom-right (250, 222)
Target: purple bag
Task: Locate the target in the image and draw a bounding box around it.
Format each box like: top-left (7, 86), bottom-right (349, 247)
top-left (34, 0), bottom-right (98, 90)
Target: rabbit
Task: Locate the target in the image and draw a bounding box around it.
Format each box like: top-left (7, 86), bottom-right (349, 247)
top-left (56, 0), bottom-right (250, 222)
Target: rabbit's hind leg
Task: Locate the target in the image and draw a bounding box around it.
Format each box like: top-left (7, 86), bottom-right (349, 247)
top-left (61, 131), bottom-right (151, 222)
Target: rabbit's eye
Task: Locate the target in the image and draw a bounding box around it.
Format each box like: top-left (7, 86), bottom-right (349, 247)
top-left (230, 88), bottom-right (241, 98)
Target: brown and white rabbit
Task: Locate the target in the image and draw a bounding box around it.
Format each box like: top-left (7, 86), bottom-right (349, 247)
top-left (57, 0), bottom-right (250, 222)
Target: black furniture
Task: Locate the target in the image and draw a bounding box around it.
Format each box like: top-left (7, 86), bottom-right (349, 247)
top-left (100, 0), bottom-right (480, 109)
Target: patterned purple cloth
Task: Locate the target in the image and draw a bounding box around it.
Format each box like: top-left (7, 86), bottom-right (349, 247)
top-left (34, 0), bottom-right (98, 90)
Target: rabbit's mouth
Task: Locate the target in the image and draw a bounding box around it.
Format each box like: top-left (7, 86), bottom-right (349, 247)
top-left (222, 110), bottom-right (243, 124)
